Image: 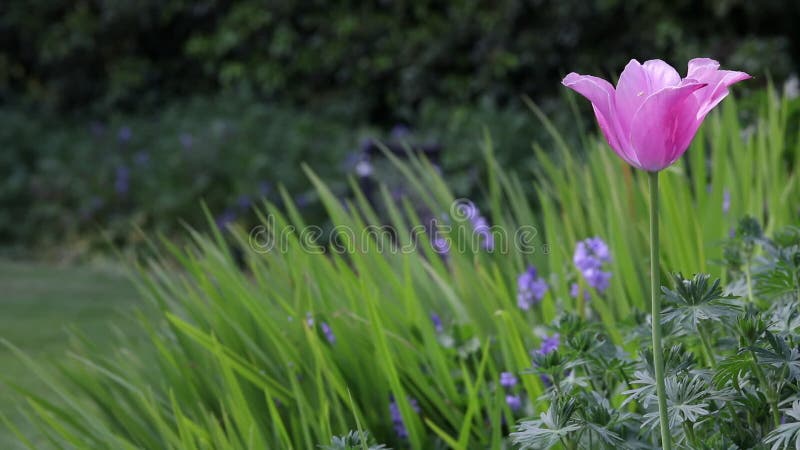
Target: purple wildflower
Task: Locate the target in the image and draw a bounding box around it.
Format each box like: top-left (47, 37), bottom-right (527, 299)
top-left (236, 195), bottom-right (252, 210)
top-left (431, 314), bottom-right (443, 333)
top-left (569, 282), bottom-right (591, 301)
top-left (472, 215), bottom-right (494, 250)
top-left (583, 268), bottom-right (612, 292)
top-left (258, 181), bottom-right (272, 196)
top-left (117, 126), bottom-right (132, 143)
top-left (506, 395), bottom-right (522, 412)
top-left (517, 266), bottom-right (548, 310)
top-left (114, 166), bottom-right (130, 195)
top-left (500, 372), bottom-right (517, 388)
top-left (390, 124), bottom-right (411, 140)
top-left (389, 396), bottom-right (420, 439)
top-left (215, 208), bottom-right (237, 229)
top-left (179, 133), bottom-right (193, 149)
top-left (723, 189), bottom-right (731, 214)
top-left (306, 313), bottom-right (314, 327)
top-left (573, 237), bottom-right (612, 293)
top-left (432, 235), bottom-right (450, 255)
top-left (355, 159), bottom-right (373, 177)
top-left (539, 333), bottom-right (560, 355)
top-left (321, 322), bottom-right (336, 344)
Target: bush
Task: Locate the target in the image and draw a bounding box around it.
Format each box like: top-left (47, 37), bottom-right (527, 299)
top-left (2, 1), bottom-right (797, 117)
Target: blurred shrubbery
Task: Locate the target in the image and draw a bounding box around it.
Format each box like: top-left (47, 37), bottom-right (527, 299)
top-left (2, 0), bottom-right (797, 118)
top-left (0, 94), bottom-right (558, 252)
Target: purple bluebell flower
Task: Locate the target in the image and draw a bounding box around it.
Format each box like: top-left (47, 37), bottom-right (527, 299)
top-left (114, 166), bottom-right (130, 195)
top-left (500, 372), bottom-right (517, 388)
top-left (258, 181), bottom-right (272, 196)
top-left (517, 266), bottom-right (548, 310)
top-left (723, 189), bottom-right (731, 214)
top-left (569, 282), bottom-right (591, 301)
top-left (389, 396), bottom-right (420, 439)
top-left (432, 236), bottom-right (449, 255)
top-left (117, 126), bottom-right (132, 143)
top-left (215, 208), bottom-right (237, 229)
top-left (179, 132), bottom-right (193, 149)
top-left (431, 314), bottom-right (443, 333)
top-left (321, 322), bottom-right (336, 344)
top-left (472, 215), bottom-right (494, 250)
top-left (505, 395), bottom-right (522, 412)
top-left (583, 268), bottom-right (612, 292)
top-left (573, 237), bottom-right (612, 293)
top-left (539, 333), bottom-right (560, 355)
top-left (236, 195), bottom-right (252, 210)
top-left (390, 124), bottom-right (411, 140)
top-left (355, 159), bottom-right (373, 177)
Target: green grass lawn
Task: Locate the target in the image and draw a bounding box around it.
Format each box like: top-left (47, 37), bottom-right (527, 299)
top-left (0, 258), bottom-right (142, 449)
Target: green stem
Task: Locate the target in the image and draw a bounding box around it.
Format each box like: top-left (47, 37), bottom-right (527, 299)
top-left (750, 349), bottom-right (781, 427)
top-left (744, 262), bottom-right (755, 304)
top-left (683, 421), bottom-right (698, 448)
top-left (698, 323), bottom-right (717, 368)
top-left (649, 171), bottom-right (672, 450)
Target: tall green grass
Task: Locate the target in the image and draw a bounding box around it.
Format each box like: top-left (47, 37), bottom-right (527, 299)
top-left (3, 88), bottom-right (798, 449)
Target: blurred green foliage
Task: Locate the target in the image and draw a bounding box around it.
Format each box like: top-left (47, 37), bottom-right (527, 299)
top-left (2, 0), bottom-right (797, 118)
top-left (0, 95), bottom-right (556, 251)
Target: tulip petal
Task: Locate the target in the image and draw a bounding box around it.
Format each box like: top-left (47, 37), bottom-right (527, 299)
top-left (686, 58), bottom-right (751, 118)
top-left (628, 82), bottom-right (708, 171)
top-left (642, 59), bottom-right (681, 90)
top-left (563, 73), bottom-right (637, 166)
top-left (615, 60), bottom-right (650, 130)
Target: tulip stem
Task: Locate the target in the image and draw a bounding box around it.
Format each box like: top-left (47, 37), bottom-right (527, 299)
top-left (649, 171), bottom-right (672, 450)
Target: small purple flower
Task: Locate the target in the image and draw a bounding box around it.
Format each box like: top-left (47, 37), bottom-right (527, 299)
top-left (355, 159), bottom-right (373, 177)
top-left (389, 396), bottom-right (420, 439)
top-left (505, 395), bottom-right (522, 412)
top-left (500, 372), bottom-right (517, 388)
top-left (583, 268), bottom-right (612, 292)
top-left (258, 181), bottom-right (272, 196)
top-left (117, 126), bottom-right (132, 143)
top-left (517, 266), bottom-right (548, 310)
top-left (431, 314), bottom-right (443, 333)
top-left (179, 132), bottom-right (193, 149)
top-left (236, 195), bottom-right (252, 210)
top-left (432, 236), bottom-right (449, 255)
top-left (306, 313), bottom-right (314, 327)
top-left (472, 215), bottom-right (494, 250)
top-left (723, 189), bottom-right (731, 214)
top-left (539, 333), bottom-right (560, 355)
top-left (390, 124), bottom-right (411, 140)
top-left (321, 322), bottom-right (336, 344)
top-left (573, 237), bottom-right (612, 293)
top-left (114, 166), bottom-right (130, 195)
top-left (569, 283), bottom-right (590, 301)
top-left (215, 208), bottom-right (237, 229)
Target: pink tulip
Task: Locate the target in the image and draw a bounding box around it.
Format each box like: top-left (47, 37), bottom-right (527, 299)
top-left (562, 58), bottom-right (750, 171)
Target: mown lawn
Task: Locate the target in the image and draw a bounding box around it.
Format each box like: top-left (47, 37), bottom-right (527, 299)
top-left (0, 259), bottom-right (142, 449)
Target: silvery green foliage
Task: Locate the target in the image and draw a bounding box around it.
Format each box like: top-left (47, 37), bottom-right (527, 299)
top-left (319, 431), bottom-right (390, 450)
top-left (510, 219), bottom-right (800, 449)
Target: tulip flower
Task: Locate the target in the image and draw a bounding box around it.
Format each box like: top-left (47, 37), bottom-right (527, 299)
top-left (562, 58), bottom-right (750, 172)
top-left (562, 58), bottom-right (749, 450)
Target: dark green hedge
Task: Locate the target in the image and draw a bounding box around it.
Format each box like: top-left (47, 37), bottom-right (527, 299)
top-left (2, 0), bottom-right (797, 118)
